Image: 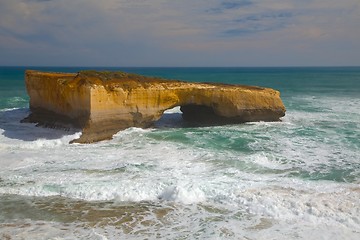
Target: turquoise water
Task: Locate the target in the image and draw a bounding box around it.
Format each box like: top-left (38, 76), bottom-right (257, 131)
top-left (0, 67), bottom-right (360, 239)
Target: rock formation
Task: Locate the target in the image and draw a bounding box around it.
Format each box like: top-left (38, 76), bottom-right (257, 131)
top-left (23, 70), bottom-right (286, 143)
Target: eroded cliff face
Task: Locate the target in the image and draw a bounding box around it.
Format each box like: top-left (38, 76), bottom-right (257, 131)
top-left (24, 70), bottom-right (286, 143)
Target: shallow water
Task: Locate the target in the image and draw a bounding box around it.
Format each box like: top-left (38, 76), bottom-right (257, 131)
top-left (0, 67), bottom-right (359, 239)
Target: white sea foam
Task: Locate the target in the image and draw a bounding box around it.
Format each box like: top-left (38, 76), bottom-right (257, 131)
top-left (1, 96), bottom-right (360, 239)
top-left (159, 184), bottom-right (206, 204)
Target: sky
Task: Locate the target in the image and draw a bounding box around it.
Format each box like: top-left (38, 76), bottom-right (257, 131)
top-left (0, 0), bottom-right (359, 67)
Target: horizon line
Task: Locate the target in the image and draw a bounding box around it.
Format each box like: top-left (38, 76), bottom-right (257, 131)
top-left (1, 65), bottom-right (360, 68)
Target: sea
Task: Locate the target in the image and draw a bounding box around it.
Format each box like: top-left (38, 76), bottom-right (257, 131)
top-left (0, 66), bottom-right (359, 239)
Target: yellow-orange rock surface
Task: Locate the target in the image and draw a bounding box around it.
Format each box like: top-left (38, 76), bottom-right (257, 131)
top-left (23, 70), bottom-right (286, 143)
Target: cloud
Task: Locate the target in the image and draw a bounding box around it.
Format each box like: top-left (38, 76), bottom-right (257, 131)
top-left (223, 10), bottom-right (294, 36)
top-left (209, 0), bottom-right (253, 13)
top-left (0, 0), bottom-right (359, 66)
top-left (222, 1), bottom-right (253, 9)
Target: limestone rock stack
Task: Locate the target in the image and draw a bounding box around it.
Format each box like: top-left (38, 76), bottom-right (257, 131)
top-left (23, 70), bottom-right (286, 143)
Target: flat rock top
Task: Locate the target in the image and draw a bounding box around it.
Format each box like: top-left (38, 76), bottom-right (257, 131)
top-left (26, 70), bottom-right (267, 91)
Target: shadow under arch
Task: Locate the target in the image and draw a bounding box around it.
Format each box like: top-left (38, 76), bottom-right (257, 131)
top-left (153, 104), bottom-right (243, 129)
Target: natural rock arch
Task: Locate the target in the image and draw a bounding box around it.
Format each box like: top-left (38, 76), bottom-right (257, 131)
top-left (23, 70), bottom-right (286, 143)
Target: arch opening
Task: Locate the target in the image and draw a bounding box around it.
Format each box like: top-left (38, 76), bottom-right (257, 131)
top-left (180, 104), bottom-right (220, 123)
top-left (155, 104), bottom-right (239, 128)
